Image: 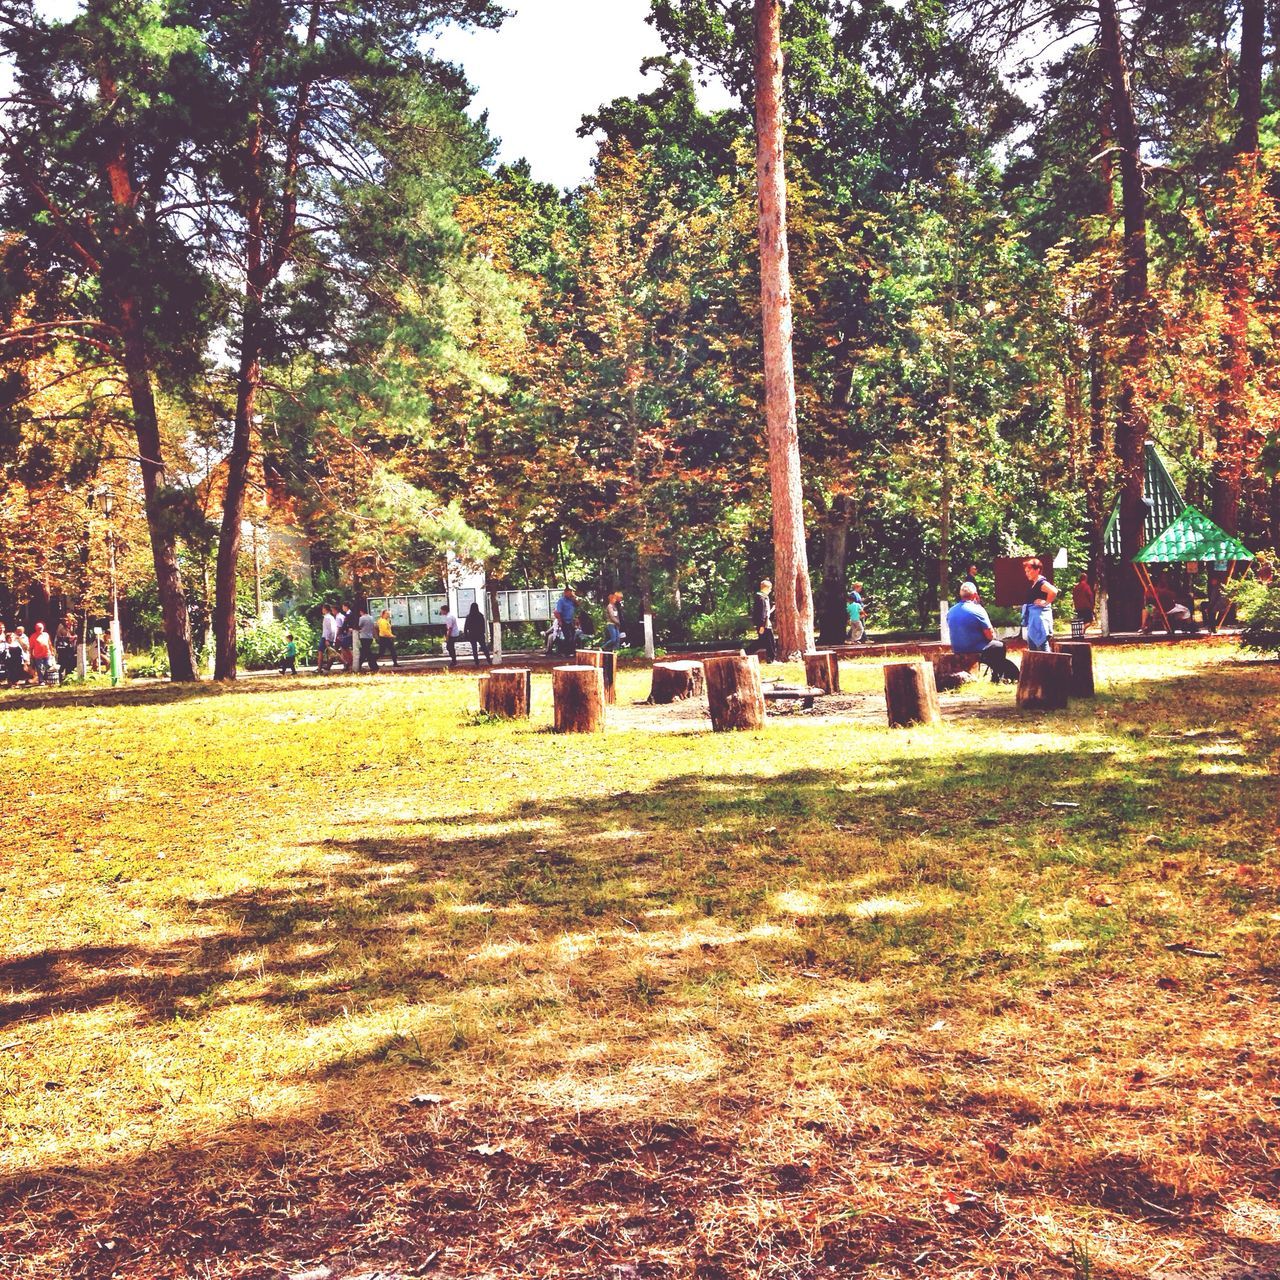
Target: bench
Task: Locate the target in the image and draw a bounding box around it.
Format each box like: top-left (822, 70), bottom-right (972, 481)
top-left (762, 683), bottom-right (828, 711)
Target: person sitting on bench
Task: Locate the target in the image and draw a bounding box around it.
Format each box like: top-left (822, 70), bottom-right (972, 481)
top-left (946, 582), bottom-right (1021, 684)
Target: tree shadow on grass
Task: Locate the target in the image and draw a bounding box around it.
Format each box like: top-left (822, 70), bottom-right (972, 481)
top-left (1, 739), bottom-right (1277, 1278)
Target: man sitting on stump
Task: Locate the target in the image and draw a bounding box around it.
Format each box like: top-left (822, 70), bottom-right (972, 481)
top-left (946, 582), bottom-right (1020, 684)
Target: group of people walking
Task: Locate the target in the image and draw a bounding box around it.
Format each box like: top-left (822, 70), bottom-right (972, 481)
top-left (315, 603), bottom-right (402, 675)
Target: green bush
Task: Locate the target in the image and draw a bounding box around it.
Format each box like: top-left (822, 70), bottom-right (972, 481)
top-left (238, 616), bottom-right (319, 670)
top-left (1235, 580), bottom-right (1280, 655)
top-left (128, 644), bottom-right (171, 679)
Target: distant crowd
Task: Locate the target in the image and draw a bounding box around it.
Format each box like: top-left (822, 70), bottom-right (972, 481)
top-left (2, 615), bottom-right (78, 686)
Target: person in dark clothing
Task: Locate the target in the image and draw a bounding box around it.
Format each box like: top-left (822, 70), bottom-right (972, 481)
top-left (752, 579), bottom-right (777, 664)
top-left (55, 615), bottom-right (77, 677)
top-left (462, 603), bottom-right (492, 664)
top-left (1071, 573), bottom-right (1095, 626)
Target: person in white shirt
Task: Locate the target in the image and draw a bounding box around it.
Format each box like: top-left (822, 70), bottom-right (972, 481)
top-left (318, 604), bottom-right (339, 673)
top-left (439, 605), bottom-right (461, 666)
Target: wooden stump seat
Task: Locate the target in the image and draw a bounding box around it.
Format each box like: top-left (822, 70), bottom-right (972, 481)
top-left (479, 667), bottom-right (532, 719)
top-left (1051, 640), bottom-right (1095, 699)
top-left (803, 651), bottom-right (840, 693)
top-left (575, 648), bottom-right (617, 705)
top-left (704, 654), bottom-right (765, 732)
top-left (883, 660), bottom-right (941, 728)
top-left (1016, 650), bottom-right (1072, 711)
top-left (650, 660), bottom-right (705, 704)
top-left (553, 665), bottom-right (605, 733)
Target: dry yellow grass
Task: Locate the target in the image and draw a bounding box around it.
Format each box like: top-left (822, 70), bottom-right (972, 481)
top-left (0, 643), bottom-right (1276, 1278)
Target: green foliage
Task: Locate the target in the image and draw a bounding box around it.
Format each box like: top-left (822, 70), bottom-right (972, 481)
top-left (1236, 582), bottom-right (1280, 655)
top-left (238, 617), bottom-right (318, 671)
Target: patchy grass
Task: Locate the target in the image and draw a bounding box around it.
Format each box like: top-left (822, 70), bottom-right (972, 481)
top-left (0, 644), bottom-right (1277, 1279)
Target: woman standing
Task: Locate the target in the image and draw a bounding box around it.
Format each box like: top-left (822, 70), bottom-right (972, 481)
top-left (603, 592), bottom-right (624, 650)
top-left (1021, 557), bottom-right (1058, 652)
top-left (55, 614), bottom-right (77, 677)
top-left (376, 609), bottom-right (399, 667)
top-left (462, 603), bottom-right (492, 664)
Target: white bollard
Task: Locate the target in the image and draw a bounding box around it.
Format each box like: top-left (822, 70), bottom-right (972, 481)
top-left (643, 612), bottom-right (655, 660)
top-left (352, 630), bottom-right (361, 673)
top-left (492, 619), bottom-right (503, 663)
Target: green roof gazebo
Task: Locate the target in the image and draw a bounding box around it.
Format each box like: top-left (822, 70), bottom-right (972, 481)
top-left (1132, 504), bottom-right (1255, 630)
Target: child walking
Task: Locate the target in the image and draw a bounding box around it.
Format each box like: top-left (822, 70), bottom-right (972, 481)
top-left (280, 632), bottom-right (298, 675)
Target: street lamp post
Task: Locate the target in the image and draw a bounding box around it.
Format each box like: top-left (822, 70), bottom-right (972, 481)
top-left (93, 485), bottom-right (125, 685)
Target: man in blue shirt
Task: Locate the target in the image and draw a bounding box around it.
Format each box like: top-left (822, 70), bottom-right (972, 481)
top-left (554, 588), bottom-right (578, 658)
top-left (946, 583), bottom-right (1020, 684)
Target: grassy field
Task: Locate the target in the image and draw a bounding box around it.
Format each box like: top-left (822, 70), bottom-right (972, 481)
top-left (0, 644), bottom-right (1277, 1279)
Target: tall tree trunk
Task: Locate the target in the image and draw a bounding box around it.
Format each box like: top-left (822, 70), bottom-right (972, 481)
top-left (938, 260), bottom-right (957, 626)
top-left (1239, 0), bottom-right (1266, 156)
top-left (1098, 0), bottom-right (1150, 630)
top-left (117, 298), bottom-right (198, 680)
top-left (754, 0), bottom-right (814, 656)
top-left (97, 59), bottom-right (197, 681)
top-left (1211, 0), bottom-right (1265, 538)
top-left (213, 10), bottom-right (317, 679)
top-left (1087, 129), bottom-right (1114, 611)
top-left (817, 496), bottom-right (851, 646)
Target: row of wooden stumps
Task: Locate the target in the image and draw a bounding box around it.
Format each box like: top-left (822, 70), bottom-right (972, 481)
top-left (479, 650), bottom-right (619, 733)
top-left (883, 641), bottom-right (1096, 728)
top-left (652, 654), bottom-right (764, 731)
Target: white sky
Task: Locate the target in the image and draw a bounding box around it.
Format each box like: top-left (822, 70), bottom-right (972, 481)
top-left (16, 0), bottom-right (734, 191)
top-left (431, 0), bottom-right (737, 190)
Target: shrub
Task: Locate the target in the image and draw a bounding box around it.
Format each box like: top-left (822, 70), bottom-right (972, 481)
top-left (128, 644), bottom-right (171, 679)
top-left (1235, 580), bottom-right (1280, 655)
top-left (238, 616), bottom-right (319, 670)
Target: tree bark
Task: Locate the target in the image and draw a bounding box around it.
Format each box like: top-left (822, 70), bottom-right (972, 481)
top-left (883, 661), bottom-right (940, 728)
top-left (213, 9), bottom-right (318, 679)
top-left (1097, 0), bottom-right (1151, 631)
top-left (817, 497), bottom-right (850, 646)
top-left (804, 651), bottom-right (839, 693)
top-left (212, 40), bottom-right (267, 681)
top-left (1051, 640), bottom-right (1095, 699)
top-left (650, 660), bottom-right (705, 703)
top-left (1016, 650), bottom-right (1073, 710)
top-left (553, 665), bottom-right (605, 733)
top-left (480, 667), bottom-right (532, 719)
top-left (575, 648), bottom-right (617, 705)
top-left (1211, 1), bottom-right (1266, 540)
top-left (753, 0), bottom-right (814, 658)
top-left (96, 61), bottom-right (197, 681)
top-left (1238, 0), bottom-right (1266, 156)
top-left (704, 653), bottom-right (766, 731)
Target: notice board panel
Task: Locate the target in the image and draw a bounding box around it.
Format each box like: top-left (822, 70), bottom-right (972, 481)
top-left (993, 556), bottom-right (1056, 609)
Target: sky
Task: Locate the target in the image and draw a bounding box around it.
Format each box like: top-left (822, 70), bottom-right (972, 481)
top-left (15, 1), bottom-right (733, 192)
top-left (430, 0), bottom-right (737, 191)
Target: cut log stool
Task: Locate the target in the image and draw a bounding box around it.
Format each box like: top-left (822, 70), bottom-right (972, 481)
top-left (933, 651), bottom-right (979, 679)
top-left (479, 667), bottom-right (532, 719)
top-left (883, 661), bottom-right (941, 728)
top-left (575, 648), bottom-right (617, 704)
top-left (1016, 650), bottom-right (1073, 711)
top-left (1052, 641), bottom-right (1095, 699)
top-left (804, 651), bottom-right (840, 694)
top-left (552, 665), bottom-right (606, 733)
top-left (650, 659), bottom-right (704, 704)
top-left (703, 654), bottom-right (765, 732)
